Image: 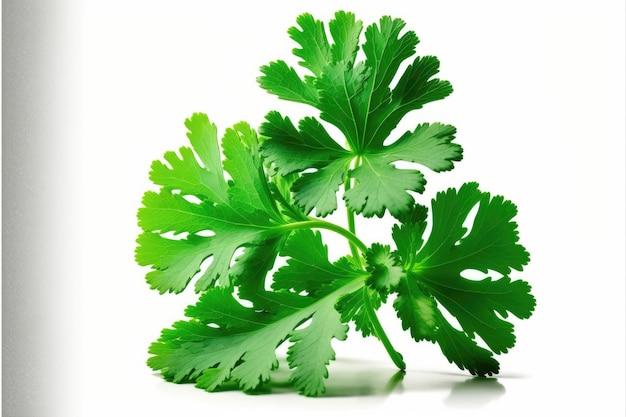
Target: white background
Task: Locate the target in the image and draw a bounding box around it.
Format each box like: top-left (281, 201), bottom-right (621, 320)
top-left (34, 0), bottom-right (626, 415)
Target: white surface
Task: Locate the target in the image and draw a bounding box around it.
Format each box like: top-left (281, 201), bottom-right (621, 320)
top-left (57, 1), bottom-right (626, 416)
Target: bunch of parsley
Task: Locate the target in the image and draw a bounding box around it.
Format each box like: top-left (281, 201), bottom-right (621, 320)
top-left (136, 11), bottom-right (535, 396)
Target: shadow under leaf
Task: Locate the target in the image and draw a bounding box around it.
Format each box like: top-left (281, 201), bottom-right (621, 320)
top-left (444, 377), bottom-right (506, 408)
top-left (152, 357), bottom-right (509, 404)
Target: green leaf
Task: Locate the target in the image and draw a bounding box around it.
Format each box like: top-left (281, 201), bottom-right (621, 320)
top-left (137, 115), bottom-right (298, 293)
top-left (291, 158), bottom-right (350, 217)
top-left (259, 14), bottom-right (460, 217)
top-left (222, 121), bottom-right (281, 218)
top-left (287, 306), bottom-right (348, 396)
top-left (228, 235), bottom-right (288, 310)
top-left (365, 243), bottom-right (405, 294)
top-left (392, 182), bottom-right (535, 375)
top-left (136, 232), bottom-right (213, 294)
top-left (362, 15), bottom-right (418, 104)
top-left (257, 60), bottom-right (319, 106)
top-left (391, 203), bottom-right (429, 264)
top-left (149, 113), bottom-right (228, 204)
top-left (137, 189), bottom-right (215, 235)
top-left (259, 111), bottom-right (349, 175)
top-left (344, 155), bottom-right (425, 218)
top-left (369, 56), bottom-right (453, 148)
top-left (273, 229), bottom-right (363, 296)
top-left (288, 13), bottom-right (332, 76)
top-left (184, 113), bottom-right (230, 202)
top-left (419, 182), bottom-right (531, 277)
top-left (328, 11), bottom-right (363, 66)
top-left (148, 278), bottom-right (364, 396)
top-left (393, 277), bottom-right (438, 342)
top-left (336, 286), bottom-right (385, 338)
top-left (433, 309), bottom-right (500, 376)
top-left (383, 123), bottom-right (461, 172)
top-left (136, 205), bottom-right (270, 293)
top-left (316, 61), bottom-right (371, 151)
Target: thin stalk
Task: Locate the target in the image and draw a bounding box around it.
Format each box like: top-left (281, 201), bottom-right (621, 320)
top-left (344, 156), bottom-right (362, 266)
top-left (362, 287), bottom-right (406, 370)
top-left (276, 219), bottom-right (367, 254)
top-left (343, 155), bottom-right (404, 370)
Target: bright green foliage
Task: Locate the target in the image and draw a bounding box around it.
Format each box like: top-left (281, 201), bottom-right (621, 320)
top-left (148, 285), bottom-right (357, 397)
top-left (258, 12), bottom-right (461, 218)
top-left (391, 182), bottom-right (534, 375)
top-left (138, 11), bottom-right (534, 397)
top-left (272, 230), bottom-right (364, 296)
top-left (136, 113), bottom-right (293, 293)
top-left (148, 230), bottom-right (368, 396)
top-left (365, 244), bottom-right (404, 295)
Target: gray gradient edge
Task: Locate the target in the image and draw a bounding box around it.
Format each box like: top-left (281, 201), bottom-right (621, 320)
top-left (3, 1), bottom-right (81, 416)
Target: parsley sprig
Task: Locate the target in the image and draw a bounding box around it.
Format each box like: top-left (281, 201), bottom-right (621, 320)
top-left (136, 11), bottom-right (535, 397)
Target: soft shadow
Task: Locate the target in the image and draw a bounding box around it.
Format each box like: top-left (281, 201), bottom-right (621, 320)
top-left (322, 369), bottom-right (406, 397)
top-left (151, 358), bottom-right (510, 403)
top-left (443, 377), bottom-right (506, 408)
top-left (250, 359), bottom-right (407, 397)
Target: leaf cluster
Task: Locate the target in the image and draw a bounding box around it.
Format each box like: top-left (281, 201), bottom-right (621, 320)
top-left (136, 11), bottom-right (535, 397)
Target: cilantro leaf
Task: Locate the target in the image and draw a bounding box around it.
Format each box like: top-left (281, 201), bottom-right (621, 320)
top-left (344, 156), bottom-right (426, 218)
top-left (257, 60), bottom-right (319, 106)
top-left (147, 278), bottom-right (364, 397)
top-left (259, 111), bottom-right (352, 217)
top-left (393, 277), bottom-right (438, 342)
top-left (392, 182), bottom-right (535, 375)
top-left (148, 114), bottom-right (228, 205)
top-left (288, 13), bottom-right (332, 77)
top-left (272, 229), bottom-right (363, 296)
top-left (329, 11), bottom-right (363, 65)
top-left (365, 243), bottom-right (404, 295)
top-left (259, 12), bottom-right (460, 218)
top-left (259, 111), bottom-right (349, 176)
top-left (336, 287), bottom-right (385, 338)
top-left (136, 114), bottom-right (297, 293)
top-left (290, 159), bottom-right (350, 217)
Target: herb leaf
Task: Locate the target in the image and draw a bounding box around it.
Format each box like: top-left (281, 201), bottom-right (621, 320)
top-left (259, 12), bottom-right (459, 218)
top-left (148, 233), bottom-right (366, 396)
top-left (392, 182), bottom-right (535, 375)
top-left (136, 114), bottom-right (294, 293)
top-left (272, 229), bottom-right (363, 296)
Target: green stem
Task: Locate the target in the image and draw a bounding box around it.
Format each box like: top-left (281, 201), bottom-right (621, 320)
top-left (343, 155), bottom-right (404, 370)
top-left (277, 219), bottom-right (367, 254)
top-left (362, 287), bottom-right (406, 370)
top-left (344, 157), bottom-right (362, 266)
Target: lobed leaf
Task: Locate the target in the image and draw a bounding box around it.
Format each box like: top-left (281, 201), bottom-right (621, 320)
top-left (257, 60), bottom-right (319, 106)
top-left (137, 114), bottom-right (299, 293)
top-left (392, 182), bottom-right (535, 375)
top-left (291, 158), bottom-right (350, 217)
top-left (288, 13), bottom-right (333, 76)
top-left (259, 111), bottom-right (349, 175)
top-left (336, 287), bottom-right (385, 338)
top-left (273, 229), bottom-right (363, 296)
top-left (148, 279), bottom-right (364, 396)
top-left (259, 13), bottom-right (460, 218)
top-left (328, 11), bottom-right (363, 66)
top-left (365, 244), bottom-right (405, 294)
top-left (344, 156), bottom-right (425, 218)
